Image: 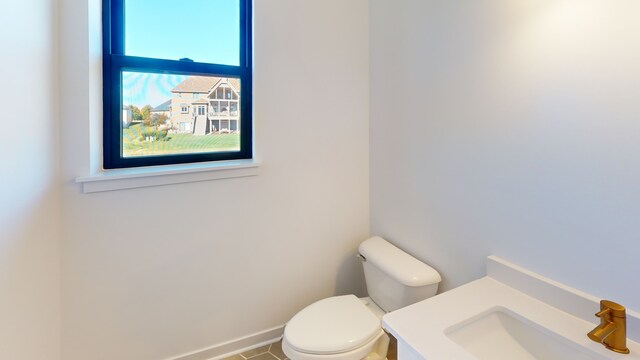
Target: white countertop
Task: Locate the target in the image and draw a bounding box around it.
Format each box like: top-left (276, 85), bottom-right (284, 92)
top-left (382, 277), bottom-right (640, 360)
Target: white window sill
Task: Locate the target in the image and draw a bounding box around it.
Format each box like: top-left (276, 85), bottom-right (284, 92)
top-left (75, 159), bottom-right (260, 193)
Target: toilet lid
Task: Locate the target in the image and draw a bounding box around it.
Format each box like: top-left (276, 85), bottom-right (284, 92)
top-left (284, 295), bottom-right (381, 355)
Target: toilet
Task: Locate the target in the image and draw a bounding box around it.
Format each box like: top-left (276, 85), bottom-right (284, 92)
top-left (282, 236), bottom-right (442, 360)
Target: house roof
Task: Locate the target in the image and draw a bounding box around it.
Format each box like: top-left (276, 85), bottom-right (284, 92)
top-left (151, 100), bottom-right (171, 112)
top-left (172, 76), bottom-right (241, 94)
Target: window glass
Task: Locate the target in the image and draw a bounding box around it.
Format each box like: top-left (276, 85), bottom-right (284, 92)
top-left (121, 71), bottom-right (241, 158)
top-left (124, 0), bottom-right (240, 65)
top-left (104, 0), bottom-right (251, 168)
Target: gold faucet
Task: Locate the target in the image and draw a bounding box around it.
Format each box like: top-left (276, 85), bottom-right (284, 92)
top-left (588, 300), bottom-right (630, 354)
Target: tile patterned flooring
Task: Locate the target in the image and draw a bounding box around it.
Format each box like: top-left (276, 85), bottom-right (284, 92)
top-left (222, 340), bottom-right (289, 360)
top-left (221, 336), bottom-right (397, 360)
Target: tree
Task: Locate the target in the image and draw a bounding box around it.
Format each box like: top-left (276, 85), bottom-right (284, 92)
top-left (141, 105), bottom-right (153, 126)
top-left (129, 105), bottom-right (143, 121)
top-left (151, 113), bottom-right (168, 128)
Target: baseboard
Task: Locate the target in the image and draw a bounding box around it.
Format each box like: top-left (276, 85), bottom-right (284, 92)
top-left (487, 255), bottom-right (640, 343)
top-left (169, 325), bottom-right (285, 360)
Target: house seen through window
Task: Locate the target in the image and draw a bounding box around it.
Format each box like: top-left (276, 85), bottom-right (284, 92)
top-left (103, 0), bottom-right (252, 169)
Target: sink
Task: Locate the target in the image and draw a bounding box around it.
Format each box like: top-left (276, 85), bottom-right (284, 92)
top-left (382, 258), bottom-right (640, 360)
top-left (446, 306), bottom-right (607, 360)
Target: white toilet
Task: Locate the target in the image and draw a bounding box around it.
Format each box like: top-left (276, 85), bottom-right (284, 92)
top-left (282, 236), bottom-right (442, 360)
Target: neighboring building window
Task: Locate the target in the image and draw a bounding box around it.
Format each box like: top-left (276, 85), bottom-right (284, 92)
top-left (103, 0), bottom-right (252, 169)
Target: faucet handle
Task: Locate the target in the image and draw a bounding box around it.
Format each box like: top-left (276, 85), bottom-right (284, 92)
top-left (600, 300), bottom-right (627, 318)
top-left (595, 308), bottom-right (612, 318)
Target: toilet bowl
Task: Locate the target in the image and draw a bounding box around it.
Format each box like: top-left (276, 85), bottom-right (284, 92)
top-left (282, 295), bottom-right (388, 360)
top-left (282, 237), bottom-right (441, 360)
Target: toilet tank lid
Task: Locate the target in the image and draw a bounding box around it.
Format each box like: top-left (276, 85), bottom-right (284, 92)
top-left (359, 236), bottom-right (442, 287)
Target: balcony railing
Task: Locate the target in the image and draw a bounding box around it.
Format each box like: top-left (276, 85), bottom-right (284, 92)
top-left (207, 111), bottom-right (239, 117)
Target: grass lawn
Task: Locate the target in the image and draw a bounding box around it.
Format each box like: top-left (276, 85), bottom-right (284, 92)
top-left (123, 124), bottom-right (240, 156)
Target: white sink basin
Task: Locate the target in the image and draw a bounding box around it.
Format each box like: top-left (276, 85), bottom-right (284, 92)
top-left (446, 306), bottom-right (607, 360)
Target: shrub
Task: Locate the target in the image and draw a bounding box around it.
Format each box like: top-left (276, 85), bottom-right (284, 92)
top-left (138, 127), bottom-right (168, 142)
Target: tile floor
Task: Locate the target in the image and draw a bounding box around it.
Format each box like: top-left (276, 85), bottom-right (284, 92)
top-left (222, 340), bottom-right (289, 360)
top-left (221, 336), bottom-right (397, 360)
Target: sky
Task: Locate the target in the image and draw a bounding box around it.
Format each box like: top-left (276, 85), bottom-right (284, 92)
top-left (123, 0), bottom-right (239, 107)
top-left (123, 72), bottom-right (187, 108)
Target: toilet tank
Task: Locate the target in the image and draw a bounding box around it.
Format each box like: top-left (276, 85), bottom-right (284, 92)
top-left (359, 236), bottom-right (441, 312)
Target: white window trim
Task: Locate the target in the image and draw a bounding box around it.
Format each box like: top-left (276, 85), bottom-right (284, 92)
top-left (76, 159), bottom-right (259, 193)
top-left (62, 0), bottom-right (259, 194)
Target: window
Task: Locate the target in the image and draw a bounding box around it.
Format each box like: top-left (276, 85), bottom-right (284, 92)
top-left (103, 0), bottom-right (252, 169)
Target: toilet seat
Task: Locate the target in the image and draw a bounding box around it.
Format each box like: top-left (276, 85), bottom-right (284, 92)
top-left (284, 295), bottom-right (381, 355)
top-left (282, 330), bottom-right (387, 360)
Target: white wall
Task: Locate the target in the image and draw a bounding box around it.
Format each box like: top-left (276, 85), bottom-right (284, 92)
top-left (371, 0), bottom-right (640, 310)
top-left (59, 1), bottom-right (369, 359)
top-left (0, 0), bottom-right (61, 359)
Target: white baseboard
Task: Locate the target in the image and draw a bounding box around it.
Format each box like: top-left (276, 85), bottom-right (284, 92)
top-left (487, 255), bottom-right (640, 342)
top-left (169, 325), bottom-right (285, 360)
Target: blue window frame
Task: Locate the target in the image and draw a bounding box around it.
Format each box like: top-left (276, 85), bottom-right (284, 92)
top-left (102, 0), bottom-right (252, 169)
